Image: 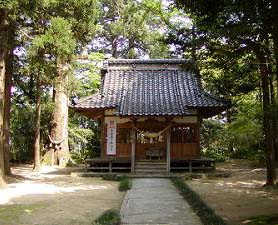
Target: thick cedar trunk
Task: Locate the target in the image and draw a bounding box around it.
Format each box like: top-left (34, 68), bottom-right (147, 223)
top-left (268, 63), bottom-right (277, 165)
top-left (3, 56), bottom-right (12, 176)
top-left (0, 9), bottom-right (7, 185)
top-left (271, 0), bottom-right (278, 162)
top-left (258, 54), bottom-right (276, 185)
top-left (50, 74), bottom-right (69, 168)
top-left (226, 109), bottom-right (234, 153)
top-left (0, 52), bottom-right (6, 186)
top-left (3, 37), bottom-right (13, 176)
top-left (33, 78), bottom-right (41, 171)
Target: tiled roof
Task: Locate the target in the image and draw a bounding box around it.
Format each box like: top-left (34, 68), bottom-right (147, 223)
top-left (74, 59), bottom-right (227, 117)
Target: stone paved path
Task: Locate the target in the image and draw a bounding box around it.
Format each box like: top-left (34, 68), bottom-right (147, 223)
top-left (120, 178), bottom-right (202, 225)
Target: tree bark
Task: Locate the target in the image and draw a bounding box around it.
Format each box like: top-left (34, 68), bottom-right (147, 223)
top-left (111, 36), bottom-right (118, 58)
top-left (3, 28), bottom-right (14, 176)
top-left (271, 0), bottom-right (278, 163)
top-left (3, 54), bottom-right (12, 176)
top-left (33, 76), bottom-right (41, 171)
top-left (127, 38), bottom-right (136, 59)
top-left (258, 53), bottom-right (276, 185)
top-left (0, 9), bottom-right (7, 185)
top-left (226, 109), bottom-right (234, 153)
top-left (50, 67), bottom-right (69, 168)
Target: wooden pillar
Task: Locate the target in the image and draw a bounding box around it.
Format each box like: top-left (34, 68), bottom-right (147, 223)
top-left (166, 129), bottom-right (171, 173)
top-left (197, 116), bottom-right (202, 157)
top-left (189, 161), bottom-right (192, 173)
top-left (109, 160), bottom-right (112, 173)
top-left (85, 161), bottom-right (88, 172)
top-left (131, 129), bottom-right (136, 173)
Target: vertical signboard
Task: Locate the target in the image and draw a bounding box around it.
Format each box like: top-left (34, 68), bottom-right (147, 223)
top-left (107, 120), bottom-right (116, 155)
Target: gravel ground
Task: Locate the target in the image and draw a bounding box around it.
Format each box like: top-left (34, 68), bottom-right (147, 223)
top-left (0, 165), bottom-right (125, 225)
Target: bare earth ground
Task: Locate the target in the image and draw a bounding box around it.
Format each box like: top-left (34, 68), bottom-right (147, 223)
top-left (186, 159), bottom-right (278, 225)
top-left (0, 165), bottom-right (125, 225)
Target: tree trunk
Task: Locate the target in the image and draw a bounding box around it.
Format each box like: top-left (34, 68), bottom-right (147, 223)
top-left (33, 77), bottom-right (41, 171)
top-left (3, 33), bottom-right (13, 176)
top-left (268, 62), bottom-right (278, 166)
top-left (127, 38), bottom-right (136, 59)
top-left (226, 109), bottom-right (234, 153)
top-left (111, 37), bottom-right (118, 58)
top-left (258, 53), bottom-right (276, 185)
top-left (271, 0), bottom-right (278, 163)
top-left (0, 9), bottom-right (7, 185)
top-left (50, 74), bottom-right (69, 168)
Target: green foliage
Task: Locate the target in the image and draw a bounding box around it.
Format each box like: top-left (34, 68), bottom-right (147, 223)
top-left (202, 149), bottom-right (228, 163)
top-left (10, 104), bottom-right (35, 161)
top-left (95, 0), bottom-right (172, 58)
top-left (51, 0), bottom-right (99, 45)
top-left (102, 174), bottom-right (128, 181)
top-left (199, 53), bottom-right (260, 97)
top-left (115, 175), bottom-right (129, 181)
top-left (118, 178), bottom-right (132, 192)
top-left (228, 118), bottom-right (262, 150)
top-left (10, 94), bottom-right (54, 162)
top-left (29, 17), bottom-right (76, 64)
top-left (171, 177), bottom-right (226, 225)
top-left (200, 119), bottom-right (229, 162)
top-left (68, 115), bottom-right (101, 163)
top-left (93, 209), bottom-right (121, 225)
top-left (243, 214), bottom-right (278, 225)
top-left (227, 92), bottom-right (264, 160)
top-left (201, 119), bottom-right (226, 151)
top-left (201, 91), bottom-right (264, 162)
top-left (72, 52), bottom-right (104, 97)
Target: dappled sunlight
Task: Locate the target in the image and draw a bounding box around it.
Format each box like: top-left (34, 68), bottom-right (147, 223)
top-left (187, 160), bottom-right (278, 225)
top-left (0, 165), bottom-right (125, 225)
top-left (0, 180), bottom-right (110, 204)
top-left (0, 165), bottom-right (113, 205)
top-left (198, 178), bottom-right (277, 198)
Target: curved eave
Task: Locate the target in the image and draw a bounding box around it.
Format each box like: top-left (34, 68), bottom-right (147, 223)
top-left (72, 107), bottom-right (105, 120)
top-left (191, 106), bottom-right (228, 118)
top-left (118, 112), bottom-right (191, 117)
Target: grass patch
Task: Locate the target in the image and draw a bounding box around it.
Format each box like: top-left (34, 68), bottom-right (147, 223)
top-left (243, 214), bottom-right (278, 225)
top-left (102, 174), bottom-right (128, 181)
top-left (92, 209), bottom-right (121, 225)
top-left (171, 177), bottom-right (226, 225)
top-left (0, 203), bottom-right (47, 224)
top-left (118, 177), bottom-right (132, 192)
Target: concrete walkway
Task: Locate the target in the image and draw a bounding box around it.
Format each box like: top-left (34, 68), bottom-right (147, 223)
top-left (120, 178), bottom-right (202, 225)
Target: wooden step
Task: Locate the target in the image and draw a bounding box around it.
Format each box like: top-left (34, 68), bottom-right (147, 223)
top-left (135, 160), bottom-right (165, 163)
top-left (135, 162), bottom-right (166, 165)
top-left (135, 160), bottom-right (167, 173)
top-left (135, 165), bottom-right (167, 170)
top-left (135, 169), bottom-right (167, 173)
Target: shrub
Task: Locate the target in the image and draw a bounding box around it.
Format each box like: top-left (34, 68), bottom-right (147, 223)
top-left (202, 148), bottom-right (228, 162)
top-left (102, 174), bottom-right (128, 181)
top-left (92, 209), bottom-right (121, 225)
top-left (118, 178), bottom-right (132, 192)
top-left (243, 214), bottom-right (278, 225)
